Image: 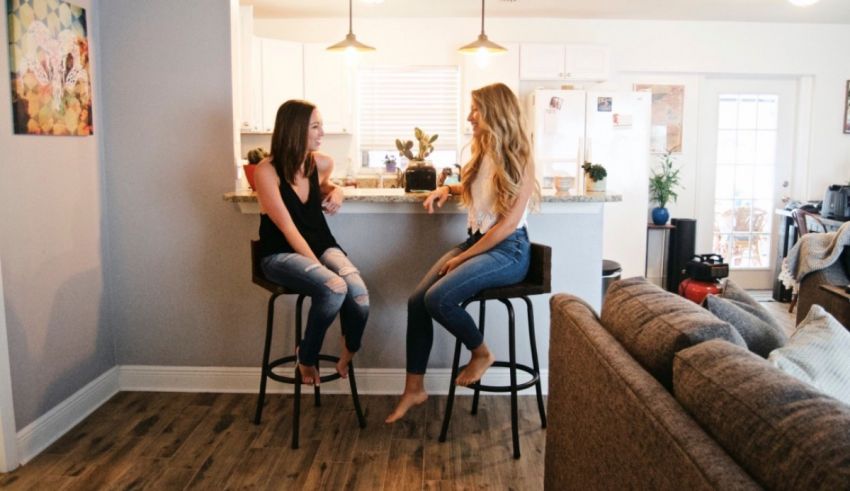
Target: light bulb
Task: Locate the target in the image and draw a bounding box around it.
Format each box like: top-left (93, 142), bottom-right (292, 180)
top-left (345, 47), bottom-right (360, 66)
top-left (788, 0), bottom-right (819, 6)
top-left (475, 47), bottom-right (491, 68)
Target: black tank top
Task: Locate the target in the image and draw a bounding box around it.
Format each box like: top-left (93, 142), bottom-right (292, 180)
top-left (258, 168), bottom-right (340, 259)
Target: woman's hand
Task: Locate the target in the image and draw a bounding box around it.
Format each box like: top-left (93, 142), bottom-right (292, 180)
top-left (423, 186), bottom-right (450, 214)
top-left (322, 186), bottom-right (344, 215)
top-left (439, 255), bottom-right (466, 275)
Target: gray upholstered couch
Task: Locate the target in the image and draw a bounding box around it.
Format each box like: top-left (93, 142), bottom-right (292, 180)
top-left (545, 277), bottom-right (850, 490)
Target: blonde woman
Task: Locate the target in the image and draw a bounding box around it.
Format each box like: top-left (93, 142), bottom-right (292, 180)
top-left (387, 83), bottom-right (539, 423)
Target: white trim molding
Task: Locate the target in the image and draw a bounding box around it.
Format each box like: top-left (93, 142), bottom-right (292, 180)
top-left (15, 367), bottom-right (119, 465)
top-left (0, 258), bottom-right (18, 473)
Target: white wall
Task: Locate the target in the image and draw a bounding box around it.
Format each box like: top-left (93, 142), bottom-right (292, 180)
top-left (0, 0), bottom-right (115, 429)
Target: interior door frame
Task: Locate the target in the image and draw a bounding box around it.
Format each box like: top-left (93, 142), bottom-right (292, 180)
top-left (0, 256), bottom-right (18, 473)
top-left (695, 76), bottom-right (801, 289)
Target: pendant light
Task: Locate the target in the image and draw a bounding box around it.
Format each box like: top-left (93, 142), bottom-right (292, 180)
top-left (459, 0), bottom-right (506, 55)
top-left (327, 0), bottom-right (375, 53)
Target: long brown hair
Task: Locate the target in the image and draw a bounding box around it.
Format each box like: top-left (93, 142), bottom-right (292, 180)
top-left (461, 83), bottom-right (540, 215)
top-left (269, 99), bottom-right (316, 185)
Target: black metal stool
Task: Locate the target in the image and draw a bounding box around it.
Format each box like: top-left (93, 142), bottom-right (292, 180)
top-left (438, 243), bottom-right (551, 459)
top-left (251, 241), bottom-right (366, 449)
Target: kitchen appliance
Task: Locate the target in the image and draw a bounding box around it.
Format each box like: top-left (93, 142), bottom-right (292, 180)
top-left (403, 163), bottom-right (436, 192)
top-left (823, 184), bottom-right (850, 220)
top-left (526, 89), bottom-right (651, 278)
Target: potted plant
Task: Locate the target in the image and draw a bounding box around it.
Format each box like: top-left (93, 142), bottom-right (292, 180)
top-left (582, 161), bottom-right (608, 193)
top-left (396, 127), bottom-right (439, 192)
top-left (244, 147), bottom-right (268, 190)
top-left (648, 151), bottom-right (683, 225)
top-left (383, 154), bottom-right (397, 173)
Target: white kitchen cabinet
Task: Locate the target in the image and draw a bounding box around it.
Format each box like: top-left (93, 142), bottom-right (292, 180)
top-left (461, 43), bottom-right (520, 134)
top-left (238, 7), bottom-right (261, 131)
top-left (259, 38), bottom-right (303, 133)
top-left (303, 43), bottom-right (352, 134)
top-left (520, 43), bottom-right (610, 81)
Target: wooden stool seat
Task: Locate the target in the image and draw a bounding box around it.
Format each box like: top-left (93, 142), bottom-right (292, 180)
top-left (439, 243), bottom-right (551, 459)
top-left (251, 241), bottom-right (366, 449)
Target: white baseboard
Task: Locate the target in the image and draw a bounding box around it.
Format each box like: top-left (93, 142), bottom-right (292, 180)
top-left (10, 364), bottom-right (547, 468)
top-left (15, 367), bottom-right (120, 465)
top-left (119, 365), bottom-right (549, 397)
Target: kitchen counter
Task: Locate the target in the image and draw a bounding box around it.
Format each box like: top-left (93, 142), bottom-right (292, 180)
top-left (223, 188), bottom-right (622, 214)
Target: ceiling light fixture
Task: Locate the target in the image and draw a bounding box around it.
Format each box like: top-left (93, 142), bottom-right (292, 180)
top-left (327, 0), bottom-right (375, 53)
top-left (787, 0), bottom-right (819, 6)
top-left (459, 0), bottom-right (507, 56)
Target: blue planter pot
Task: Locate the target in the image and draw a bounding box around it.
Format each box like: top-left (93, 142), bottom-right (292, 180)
top-left (651, 207), bottom-right (670, 225)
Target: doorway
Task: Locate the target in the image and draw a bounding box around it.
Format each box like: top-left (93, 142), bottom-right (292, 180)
top-left (0, 257), bottom-right (18, 472)
top-left (695, 77), bottom-right (798, 289)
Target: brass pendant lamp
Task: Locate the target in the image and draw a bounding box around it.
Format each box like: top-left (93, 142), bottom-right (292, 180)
top-left (327, 0), bottom-right (375, 52)
top-left (459, 0), bottom-right (506, 54)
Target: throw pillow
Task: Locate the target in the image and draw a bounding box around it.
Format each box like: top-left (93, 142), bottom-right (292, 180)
top-left (674, 339), bottom-right (850, 490)
top-left (704, 294), bottom-right (787, 358)
top-left (601, 277), bottom-right (746, 388)
top-left (721, 279), bottom-right (788, 336)
top-left (768, 305), bottom-right (850, 406)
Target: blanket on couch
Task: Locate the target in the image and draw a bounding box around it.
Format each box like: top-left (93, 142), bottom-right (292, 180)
top-left (779, 221), bottom-right (850, 291)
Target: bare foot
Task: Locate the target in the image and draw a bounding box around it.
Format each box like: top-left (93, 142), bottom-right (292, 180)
top-left (456, 347), bottom-right (495, 387)
top-left (336, 339), bottom-right (354, 379)
top-left (295, 347), bottom-right (320, 385)
top-left (385, 391), bottom-right (428, 424)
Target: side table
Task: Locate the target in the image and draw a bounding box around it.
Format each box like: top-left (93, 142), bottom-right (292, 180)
top-left (646, 223), bottom-right (675, 289)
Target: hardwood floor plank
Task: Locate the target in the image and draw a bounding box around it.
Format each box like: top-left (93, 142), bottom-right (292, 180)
top-left (3, 393), bottom-right (547, 491)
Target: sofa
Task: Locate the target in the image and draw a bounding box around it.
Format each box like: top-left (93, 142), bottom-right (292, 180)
top-left (796, 246), bottom-right (850, 327)
top-left (545, 277), bottom-right (850, 490)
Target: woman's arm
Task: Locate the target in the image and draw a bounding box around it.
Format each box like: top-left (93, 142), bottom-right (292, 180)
top-left (422, 182), bottom-right (462, 213)
top-left (439, 163), bottom-right (535, 275)
top-left (254, 159), bottom-right (320, 263)
top-left (315, 152), bottom-right (344, 215)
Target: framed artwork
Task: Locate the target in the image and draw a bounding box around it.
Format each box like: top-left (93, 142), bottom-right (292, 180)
top-left (6, 0), bottom-right (93, 136)
top-left (844, 80), bottom-right (850, 135)
top-left (634, 84), bottom-right (684, 153)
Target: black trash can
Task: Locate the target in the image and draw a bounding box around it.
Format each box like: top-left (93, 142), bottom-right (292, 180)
top-left (602, 259), bottom-right (622, 300)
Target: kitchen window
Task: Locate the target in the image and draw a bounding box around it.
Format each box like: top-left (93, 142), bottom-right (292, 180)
top-left (357, 66), bottom-right (460, 170)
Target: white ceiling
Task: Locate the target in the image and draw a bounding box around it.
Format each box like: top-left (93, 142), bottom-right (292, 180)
top-left (242, 0), bottom-right (850, 24)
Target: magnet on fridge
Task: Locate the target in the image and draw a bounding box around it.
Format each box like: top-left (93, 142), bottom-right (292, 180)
top-left (612, 113), bottom-right (633, 127)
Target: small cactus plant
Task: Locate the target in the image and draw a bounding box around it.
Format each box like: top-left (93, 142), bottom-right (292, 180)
top-left (246, 147), bottom-right (269, 165)
top-left (395, 127), bottom-right (438, 163)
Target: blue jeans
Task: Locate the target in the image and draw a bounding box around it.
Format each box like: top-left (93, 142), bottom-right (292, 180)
top-left (261, 247), bottom-right (369, 367)
top-left (406, 227), bottom-right (531, 374)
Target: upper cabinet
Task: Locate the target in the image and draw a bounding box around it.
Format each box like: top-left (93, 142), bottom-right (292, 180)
top-left (304, 43), bottom-right (352, 134)
top-left (519, 43), bottom-right (610, 81)
top-left (259, 38), bottom-right (304, 133)
top-left (461, 43), bottom-right (520, 134)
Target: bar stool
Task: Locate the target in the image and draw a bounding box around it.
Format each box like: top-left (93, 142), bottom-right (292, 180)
top-left (250, 241), bottom-right (366, 449)
top-left (439, 243), bottom-right (551, 459)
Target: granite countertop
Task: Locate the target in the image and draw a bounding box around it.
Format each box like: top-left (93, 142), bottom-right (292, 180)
top-left (223, 188), bottom-right (622, 204)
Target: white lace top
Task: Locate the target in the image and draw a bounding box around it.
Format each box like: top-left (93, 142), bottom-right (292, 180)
top-left (467, 155), bottom-right (529, 234)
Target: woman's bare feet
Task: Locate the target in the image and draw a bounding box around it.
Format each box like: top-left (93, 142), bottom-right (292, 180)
top-left (386, 373), bottom-right (428, 423)
top-left (456, 344), bottom-right (495, 386)
top-left (336, 338), bottom-right (354, 379)
top-left (295, 347), bottom-right (320, 385)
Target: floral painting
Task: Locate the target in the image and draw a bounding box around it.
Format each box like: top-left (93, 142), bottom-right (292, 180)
top-left (6, 0), bottom-right (92, 136)
top-left (634, 84), bottom-right (684, 153)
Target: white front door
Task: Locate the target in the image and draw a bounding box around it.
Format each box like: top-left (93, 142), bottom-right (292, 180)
top-left (0, 257), bottom-right (18, 473)
top-left (695, 77), bottom-right (798, 289)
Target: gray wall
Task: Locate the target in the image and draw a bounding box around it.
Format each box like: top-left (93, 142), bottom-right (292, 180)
top-left (0, 0), bottom-right (114, 428)
top-left (99, 0), bottom-right (253, 366)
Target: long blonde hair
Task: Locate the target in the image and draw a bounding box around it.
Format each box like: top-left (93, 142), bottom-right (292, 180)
top-left (461, 83), bottom-right (540, 215)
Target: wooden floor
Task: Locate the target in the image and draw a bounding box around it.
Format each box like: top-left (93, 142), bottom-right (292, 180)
top-left (0, 393), bottom-right (546, 490)
top-left (749, 289), bottom-right (797, 336)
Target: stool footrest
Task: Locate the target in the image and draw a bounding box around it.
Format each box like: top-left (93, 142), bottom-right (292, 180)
top-left (267, 354), bottom-right (344, 384)
top-left (458, 361), bottom-right (539, 393)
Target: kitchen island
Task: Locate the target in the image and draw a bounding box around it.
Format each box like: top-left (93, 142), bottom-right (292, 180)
top-left (224, 188), bottom-right (619, 392)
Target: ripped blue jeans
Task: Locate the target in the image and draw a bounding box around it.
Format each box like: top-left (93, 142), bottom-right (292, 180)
top-left (261, 247), bottom-right (369, 367)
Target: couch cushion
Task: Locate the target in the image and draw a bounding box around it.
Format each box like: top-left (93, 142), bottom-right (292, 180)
top-left (674, 339), bottom-right (850, 490)
top-left (601, 277), bottom-right (746, 388)
top-left (704, 279), bottom-right (787, 357)
top-left (769, 305), bottom-right (850, 405)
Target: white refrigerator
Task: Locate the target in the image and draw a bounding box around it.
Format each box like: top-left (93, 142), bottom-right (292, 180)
top-left (526, 89), bottom-right (652, 279)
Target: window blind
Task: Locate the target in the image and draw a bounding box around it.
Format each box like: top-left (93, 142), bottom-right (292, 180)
top-left (357, 66), bottom-right (460, 152)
